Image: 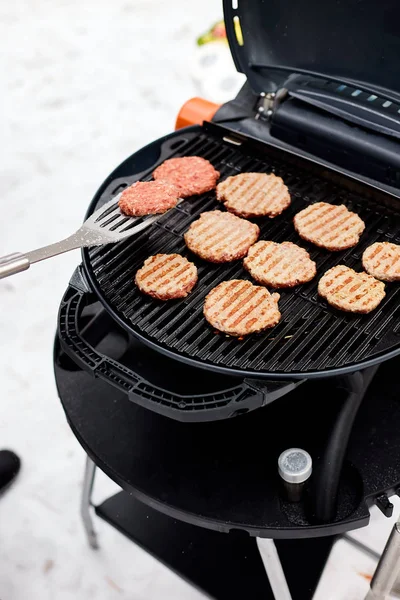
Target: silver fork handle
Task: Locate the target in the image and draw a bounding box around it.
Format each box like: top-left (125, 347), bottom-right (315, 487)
top-left (0, 234), bottom-right (82, 280)
top-left (0, 243), bottom-right (73, 280)
top-left (0, 253), bottom-right (30, 279)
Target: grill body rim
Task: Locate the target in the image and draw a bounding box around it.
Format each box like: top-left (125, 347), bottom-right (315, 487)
top-left (81, 123), bottom-right (400, 381)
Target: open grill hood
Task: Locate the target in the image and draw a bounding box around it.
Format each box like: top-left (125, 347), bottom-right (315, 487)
top-left (223, 0), bottom-right (400, 101)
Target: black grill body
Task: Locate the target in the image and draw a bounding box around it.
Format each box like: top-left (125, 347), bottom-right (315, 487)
top-left (58, 121), bottom-right (400, 421)
top-left (83, 124), bottom-right (400, 373)
top-left (55, 0), bottom-right (400, 558)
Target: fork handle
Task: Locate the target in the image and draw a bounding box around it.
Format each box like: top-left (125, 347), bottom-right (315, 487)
top-left (0, 253), bottom-right (30, 279)
top-left (0, 234), bottom-right (83, 280)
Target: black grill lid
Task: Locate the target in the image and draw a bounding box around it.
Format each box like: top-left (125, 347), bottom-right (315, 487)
top-left (224, 0), bottom-right (400, 99)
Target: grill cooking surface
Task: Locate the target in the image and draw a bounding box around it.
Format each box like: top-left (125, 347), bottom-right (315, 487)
top-left (84, 125), bottom-right (400, 378)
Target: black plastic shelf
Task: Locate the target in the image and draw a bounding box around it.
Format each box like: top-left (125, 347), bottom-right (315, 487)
top-left (95, 491), bottom-right (333, 600)
top-left (55, 331), bottom-right (400, 538)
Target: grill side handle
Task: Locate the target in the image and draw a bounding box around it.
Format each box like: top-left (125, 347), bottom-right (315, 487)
top-left (57, 268), bottom-right (295, 423)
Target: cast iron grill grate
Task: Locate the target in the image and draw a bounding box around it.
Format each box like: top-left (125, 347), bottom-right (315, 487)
top-left (84, 127), bottom-right (400, 377)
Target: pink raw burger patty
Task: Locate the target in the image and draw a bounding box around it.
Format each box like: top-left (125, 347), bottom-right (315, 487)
top-left (153, 156), bottom-right (220, 197)
top-left (118, 181), bottom-right (180, 217)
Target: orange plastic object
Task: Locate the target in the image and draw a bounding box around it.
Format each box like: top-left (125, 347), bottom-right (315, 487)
top-left (175, 97), bottom-right (221, 130)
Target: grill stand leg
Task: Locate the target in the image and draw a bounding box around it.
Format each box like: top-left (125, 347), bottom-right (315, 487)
top-left (312, 366), bottom-right (378, 524)
top-left (81, 455), bottom-right (99, 550)
top-left (256, 538), bottom-right (293, 600)
top-left (365, 520), bottom-right (400, 600)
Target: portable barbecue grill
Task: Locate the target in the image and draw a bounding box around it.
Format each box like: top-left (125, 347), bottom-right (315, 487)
top-left (54, 1), bottom-right (400, 598)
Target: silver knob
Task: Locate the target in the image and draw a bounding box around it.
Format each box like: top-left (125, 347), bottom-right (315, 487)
top-left (278, 448), bottom-right (312, 502)
top-left (278, 448), bottom-right (312, 484)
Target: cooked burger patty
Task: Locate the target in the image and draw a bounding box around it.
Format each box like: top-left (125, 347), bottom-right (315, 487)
top-left (318, 265), bottom-right (385, 313)
top-left (119, 181), bottom-right (180, 217)
top-left (362, 241), bottom-right (400, 282)
top-left (135, 254), bottom-right (198, 301)
top-left (184, 210), bottom-right (260, 263)
top-left (244, 241), bottom-right (317, 288)
top-left (293, 202), bottom-right (365, 251)
top-left (216, 172), bottom-right (291, 218)
top-left (153, 156), bottom-right (220, 197)
top-left (204, 280), bottom-right (281, 337)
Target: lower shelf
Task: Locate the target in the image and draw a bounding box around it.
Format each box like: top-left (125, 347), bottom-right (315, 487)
top-left (95, 491), bottom-right (333, 600)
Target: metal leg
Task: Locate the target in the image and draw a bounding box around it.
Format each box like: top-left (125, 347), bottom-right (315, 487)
top-left (365, 521), bottom-right (400, 599)
top-left (312, 367), bottom-right (378, 524)
top-left (256, 538), bottom-right (293, 600)
top-left (81, 455), bottom-right (99, 550)
top-left (343, 533), bottom-right (380, 561)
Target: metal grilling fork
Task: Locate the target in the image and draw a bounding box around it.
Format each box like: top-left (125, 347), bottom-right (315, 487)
top-left (0, 194), bottom-right (180, 279)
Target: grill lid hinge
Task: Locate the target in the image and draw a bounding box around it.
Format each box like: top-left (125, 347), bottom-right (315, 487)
top-left (256, 88), bottom-right (289, 121)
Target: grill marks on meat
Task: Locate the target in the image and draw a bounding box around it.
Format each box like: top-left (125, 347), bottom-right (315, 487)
top-left (244, 241), bottom-right (316, 288)
top-left (153, 156), bottom-right (220, 198)
top-left (318, 265), bottom-right (385, 313)
top-left (362, 242), bottom-right (400, 282)
top-left (135, 254), bottom-right (198, 300)
top-left (204, 280), bottom-right (281, 336)
top-left (294, 202), bottom-right (365, 251)
top-left (216, 172), bottom-right (291, 218)
top-left (119, 181), bottom-right (180, 217)
top-left (184, 210), bottom-right (260, 262)
top-left (124, 153), bottom-right (392, 342)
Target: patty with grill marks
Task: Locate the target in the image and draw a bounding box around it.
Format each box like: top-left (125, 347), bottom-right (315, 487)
top-left (362, 242), bottom-right (400, 282)
top-left (204, 280), bottom-right (281, 336)
top-left (153, 156), bottom-right (220, 198)
top-left (135, 254), bottom-right (198, 301)
top-left (184, 210), bottom-right (260, 263)
top-left (244, 241), bottom-right (316, 288)
top-left (318, 265), bottom-right (385, 313)
top-left (294, 202), bottom-right (365, 251)
top-left (216, 172), bottom-right (291, 218)
top-left (119, 181), bottom-right (180, 217)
